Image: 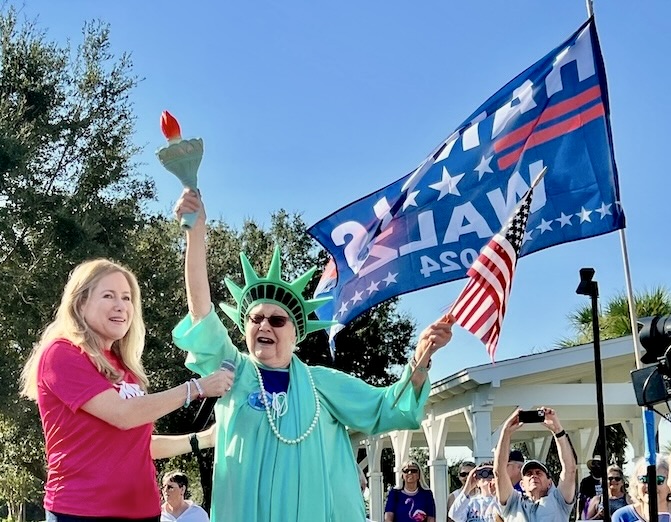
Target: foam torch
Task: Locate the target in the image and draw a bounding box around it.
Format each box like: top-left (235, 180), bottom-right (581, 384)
top-left (156, 111), bottom-right (204, 229)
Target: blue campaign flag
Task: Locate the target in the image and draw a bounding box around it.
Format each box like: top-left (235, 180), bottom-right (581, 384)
top-left (308, 18), bottom-right (625, 346)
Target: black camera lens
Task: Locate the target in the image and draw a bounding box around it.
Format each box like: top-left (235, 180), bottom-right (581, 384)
top-left (476, 467), bottom-right (494, 479)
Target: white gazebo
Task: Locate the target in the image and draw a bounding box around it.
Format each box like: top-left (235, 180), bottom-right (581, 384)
top-left (352, 335), bottom-right (649, 522)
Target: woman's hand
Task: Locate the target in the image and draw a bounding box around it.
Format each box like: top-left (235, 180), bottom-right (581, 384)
top-left (463, 467), bottom-right (479, 496)
top-left (174, 188), bottom-right (206, 232)
top-left (197, 368), bottom-right (235, 398)
top-left (412, 313), bottom-right (455, 365)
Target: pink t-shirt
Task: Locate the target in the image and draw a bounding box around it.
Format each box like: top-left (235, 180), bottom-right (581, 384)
top-left (37, 339), bottom-right (160, 518)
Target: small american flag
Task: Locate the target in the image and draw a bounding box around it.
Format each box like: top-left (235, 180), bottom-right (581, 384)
top-left (450, 169), bottom-right (544, 360)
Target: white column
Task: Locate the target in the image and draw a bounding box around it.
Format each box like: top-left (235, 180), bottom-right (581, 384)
top-left (464, 386), bottom-right (495, 463)
top-left (366, 435), bottom-right (386, 522)
top-left (389, 429), bottom-right (414, 486)
top-left (423, 411), bottom-right (449, 522)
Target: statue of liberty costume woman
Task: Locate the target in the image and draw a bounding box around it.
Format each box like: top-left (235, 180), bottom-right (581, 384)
top-left (172, 189), bottom-right (455, 521)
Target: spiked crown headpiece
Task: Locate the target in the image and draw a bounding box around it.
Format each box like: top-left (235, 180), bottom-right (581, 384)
top-left (219, 247), bottom-right (336, 342)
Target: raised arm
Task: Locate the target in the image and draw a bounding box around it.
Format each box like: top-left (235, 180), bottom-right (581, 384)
top-left (543, 407), bottom-right (576, 503)
top-left (410, 314), bottom-right (455, 392)
top-left (175, 189), bottom-right (211, 320)
top-left (494, 409), bottom-right (521, 506)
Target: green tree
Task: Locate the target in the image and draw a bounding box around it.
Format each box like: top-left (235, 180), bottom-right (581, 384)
top-left (558, 287), bottom-right (671, 347)
top-left (557, 288), bottom-right (671, 468)
top-left (0, 8), bottom-right (417, 516)
top-left (0, 7), bottom-right (152, 515)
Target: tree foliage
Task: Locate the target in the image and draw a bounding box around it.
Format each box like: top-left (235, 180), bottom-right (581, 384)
top-left (558, 287), bottom-right (671, 347)
top-left (0, 8), bottom-right (417, 517)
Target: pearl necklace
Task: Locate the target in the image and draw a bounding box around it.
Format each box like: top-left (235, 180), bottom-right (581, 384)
top-left (253, 362), bottom-right (320, 445)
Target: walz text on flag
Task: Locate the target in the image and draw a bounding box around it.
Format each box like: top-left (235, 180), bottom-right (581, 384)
top-left (308, 17), bottom-right (625, 350)
top-left (451, 170), bottom-right (542, 362)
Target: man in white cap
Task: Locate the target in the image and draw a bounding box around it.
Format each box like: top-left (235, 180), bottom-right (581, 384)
top-left (493, 407), bottom-right (576, 522)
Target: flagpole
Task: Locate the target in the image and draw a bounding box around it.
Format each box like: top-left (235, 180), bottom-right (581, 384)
top-left (390, 316), bottom-right (448, 409)
top-left (586, 3), bottom-right (657, 522)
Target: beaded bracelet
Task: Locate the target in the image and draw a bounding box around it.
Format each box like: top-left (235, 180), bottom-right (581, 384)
top-left (183, 380), bottom-right (192, 409)
top-left (191, 378), bottom-right (204, 399)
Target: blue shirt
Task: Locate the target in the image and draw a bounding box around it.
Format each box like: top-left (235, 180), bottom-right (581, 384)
top-left (385, 487), bottom-right (436, 522)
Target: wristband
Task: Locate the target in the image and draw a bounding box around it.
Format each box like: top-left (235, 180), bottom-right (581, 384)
top-left (554, 429), bottom-right (566, 438)
top-left (189, 433), bottom-right (200, 453)
top-left (191, 378), bottom-right (204, 399)
top-left (183, 380), bottom-right (192, 408)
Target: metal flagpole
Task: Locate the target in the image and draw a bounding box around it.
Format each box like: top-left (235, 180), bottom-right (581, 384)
top-left (584, 4), bottom-right (659, 522)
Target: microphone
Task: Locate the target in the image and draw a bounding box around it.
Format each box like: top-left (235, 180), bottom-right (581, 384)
top-left (192, 359), bottom-right (236, 431)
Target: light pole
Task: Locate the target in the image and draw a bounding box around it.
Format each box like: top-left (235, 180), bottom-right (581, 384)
top-left (576, 267), bottom-right (610, 522)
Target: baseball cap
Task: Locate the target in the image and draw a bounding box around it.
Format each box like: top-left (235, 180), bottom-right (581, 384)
top-left (522, 460), bottom-right (549, 476)
top-left (509, 450), bottom-right (525, 463)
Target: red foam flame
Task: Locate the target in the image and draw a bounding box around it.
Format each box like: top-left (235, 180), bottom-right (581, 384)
top-left (160, 111), bottom-right (182, 141)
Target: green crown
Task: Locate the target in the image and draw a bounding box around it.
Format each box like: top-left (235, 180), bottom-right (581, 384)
top-left (219, 247), bottom-right (337, 342)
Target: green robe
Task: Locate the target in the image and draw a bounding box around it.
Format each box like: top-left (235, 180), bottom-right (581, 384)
top-left (173, 307), bottom-right (430, 522)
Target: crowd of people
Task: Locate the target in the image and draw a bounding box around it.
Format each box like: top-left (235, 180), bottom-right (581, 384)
top-left (20, 186), bottom-right (663, 522)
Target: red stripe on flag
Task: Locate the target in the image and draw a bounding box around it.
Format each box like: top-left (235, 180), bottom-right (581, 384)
top-left (497, 102), bottom-right (605, 170)
top-left (494, 85), bottom-right (601, 152)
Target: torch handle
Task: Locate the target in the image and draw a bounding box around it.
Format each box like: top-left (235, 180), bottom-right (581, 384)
top-left (181, 212), bottom-right (198, 230)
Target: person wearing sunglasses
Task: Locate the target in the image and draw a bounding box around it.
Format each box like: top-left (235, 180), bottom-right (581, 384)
top-left (448, 463), bottom-right (500, 522)
top-left (585, 464), bottom-right (629, 520)
top-left (447, 461), bottom-right (476, 522)
top-left (173, 190), bottom-right (456, 522)
top-left (611, 457), bottom-right (669, 522)
top-left (384, 459), bottom-right (436, 522)
top-left (161, 471), bottom-right (209, 522)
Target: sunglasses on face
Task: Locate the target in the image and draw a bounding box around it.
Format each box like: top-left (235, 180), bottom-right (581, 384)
top-left (248, 314), bottom-right (291, 328)
top-left (638, 475), bottom-right (666, 486)
top-left (459, 472), bottom-right (470, 477)
top-left (403, 468), bottom-right (419, 474)
top-left (608, 476), bottom-right (623, 482)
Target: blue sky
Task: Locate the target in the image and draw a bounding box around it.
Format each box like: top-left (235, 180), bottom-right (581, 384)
top-left (17, 1), bottom-right (670, 379)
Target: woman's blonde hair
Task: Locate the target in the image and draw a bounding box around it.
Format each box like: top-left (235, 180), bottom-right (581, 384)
top-left (629, 455), bottom-right (670, 504)
top-left (397, 458), bottom-right (430, 491)
top-left (20, 259), bottom-right (148, 400)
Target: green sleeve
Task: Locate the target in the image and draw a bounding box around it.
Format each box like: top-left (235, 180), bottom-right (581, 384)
top-left (311, 364), bottom-right (429, 434)
top-left (172, 305), bottom-right (243, 376)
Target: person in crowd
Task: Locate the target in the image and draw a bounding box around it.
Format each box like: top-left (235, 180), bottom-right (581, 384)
top-left (448, 463), bottom-right (500, 522)
top-left (611, 456), bottom-right (669, 522)
top-left (585, 464), bottom-right (629, 520)
top-left (173, 190), bottom-right (455, 522)
top-left (494, 407), bottom-right (576, 522)
top-left (580, 456), bottom-right (604, 517)
top-left (359, 468), bottom-right (373, 522)
top-left (161, 471), bottom-right (209, 522)
top-left (448, 461), bottom-right (477, 522)
top-left (20, 258), bottom-right (232, 522)
top-left (385, 459), bottom-right (436, 522)
top-left (507, 450), bottom-right (525, 492)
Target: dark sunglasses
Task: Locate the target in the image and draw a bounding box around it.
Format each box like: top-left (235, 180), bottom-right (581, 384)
top-left (608, 476), bottom-right (623, 482)
top-left (402, 468), bottom-right (419, 474)
top-left (459, 471), bottom-right (470, 477)
top-left (248, 314), bottom-right (291, 328)
top-left (638, 475), bottom-right (666, 486)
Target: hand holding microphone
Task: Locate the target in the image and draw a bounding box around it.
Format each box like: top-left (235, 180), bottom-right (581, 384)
top-left (193, 359), bottom-right (236, 431)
